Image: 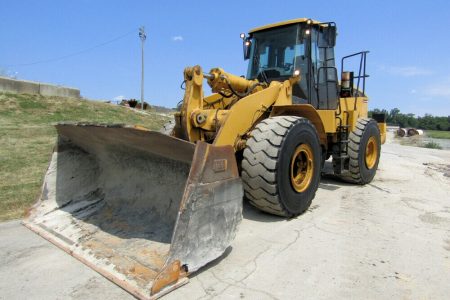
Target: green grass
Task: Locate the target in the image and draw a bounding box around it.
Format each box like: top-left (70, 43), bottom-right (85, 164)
top-left (0, 92), bottom-right (170, 221)
top-left (426, 130), bottom-right (450, 139)
top-left (422, 141), bottom-right (443, 150)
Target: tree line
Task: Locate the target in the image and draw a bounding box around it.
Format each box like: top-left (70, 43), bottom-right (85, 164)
top-left (368, 108), bottom-right (450, 131)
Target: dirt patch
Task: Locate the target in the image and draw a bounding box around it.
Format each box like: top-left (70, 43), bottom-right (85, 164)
top-left (423, 163), bottom-right (450, 178)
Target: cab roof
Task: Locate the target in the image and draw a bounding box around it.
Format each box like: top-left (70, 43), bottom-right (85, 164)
top-left (249, 18), bottom-right (325, 34)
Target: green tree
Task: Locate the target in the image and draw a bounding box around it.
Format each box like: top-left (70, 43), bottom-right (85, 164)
top-left (368, 108), bottom-right (449, 131)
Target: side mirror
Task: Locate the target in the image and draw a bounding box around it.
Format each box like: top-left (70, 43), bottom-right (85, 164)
top-left (318, 24), bottom-right (336, 47)
top-left (243, 38), bottom-right (251, 60)
top-left (240, 33), bottom-right (251, 60)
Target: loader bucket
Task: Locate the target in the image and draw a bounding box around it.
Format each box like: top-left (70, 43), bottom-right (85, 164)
top-left (23, 123), bottom-right (243, 299)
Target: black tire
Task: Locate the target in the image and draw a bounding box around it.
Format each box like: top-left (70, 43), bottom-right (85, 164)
top-left (241, 116), bottom-right (321, 217)
top-left (341, 118), bottom-right (381, 184)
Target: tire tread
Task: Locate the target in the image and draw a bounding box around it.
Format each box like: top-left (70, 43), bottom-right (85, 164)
top-left (339, 118), bottom-right (378, 184)
top-left (242, 116), bottom-right (317, 216)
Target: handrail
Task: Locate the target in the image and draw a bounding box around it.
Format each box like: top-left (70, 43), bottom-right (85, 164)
top-left (341, 51), bottom-right (369, 110)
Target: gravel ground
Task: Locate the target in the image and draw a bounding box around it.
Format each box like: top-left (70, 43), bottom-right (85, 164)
top-left (1, 139), bottom-right (449, 299)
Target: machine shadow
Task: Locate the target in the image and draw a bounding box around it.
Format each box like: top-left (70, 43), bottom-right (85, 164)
top-left (188, 246), bottom-right (233, 279)
top-left (188, 164), bottom-right (358, 281)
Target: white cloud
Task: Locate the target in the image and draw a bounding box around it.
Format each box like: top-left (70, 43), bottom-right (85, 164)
top-left (172, 36), bottom-right (184, 42)
top-left (378, 65), bottom-right (433, 77)
top-left (410, 89), bottom-right (417, 94)
top-left (425, 80), bottom-right (450, 98)
top-left (113, 95), bottom-right (125, 101)
top-left (426, 83), bottom-right (450, 98)
top-left (0, 68), bottom-right (19, 79)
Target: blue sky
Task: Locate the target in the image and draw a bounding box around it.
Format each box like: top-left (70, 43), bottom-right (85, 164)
top-left (1, 0), bottom-right (449, 116)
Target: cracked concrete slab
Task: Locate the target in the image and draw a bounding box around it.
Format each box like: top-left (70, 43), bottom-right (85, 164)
top-left (0, 219), bottom-right (131, 300)
top-left (1, 141), bottom-right (450, 299)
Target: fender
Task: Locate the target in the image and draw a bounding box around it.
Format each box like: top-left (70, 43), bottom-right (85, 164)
top-left (270, 104), bottom-right (330, 146)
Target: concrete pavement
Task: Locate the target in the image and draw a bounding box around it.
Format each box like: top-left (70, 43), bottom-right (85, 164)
top-left (1, 142), bottom-right (450, 299)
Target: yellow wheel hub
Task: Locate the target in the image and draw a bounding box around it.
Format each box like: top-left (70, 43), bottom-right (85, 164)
top-left (365, 136), bottom-right (378, 169)
top-left (290, 144), bottom-right (314, 193)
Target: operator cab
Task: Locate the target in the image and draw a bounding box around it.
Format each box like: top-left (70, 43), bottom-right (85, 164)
top-left (242, 18), bottom-right (338, 110)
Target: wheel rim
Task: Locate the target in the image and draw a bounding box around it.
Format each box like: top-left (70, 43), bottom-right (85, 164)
top-left (290, 144), bottom-right (314, 193)
top-left (365, 136), bottom-right (378, 169)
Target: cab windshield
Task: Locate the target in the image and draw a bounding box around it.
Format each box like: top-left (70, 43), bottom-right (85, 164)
top-left (247, 24), bottom-right (305, 80)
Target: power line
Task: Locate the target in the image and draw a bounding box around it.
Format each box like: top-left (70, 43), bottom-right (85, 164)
top-left (2, 28), bottom-right (136, 67)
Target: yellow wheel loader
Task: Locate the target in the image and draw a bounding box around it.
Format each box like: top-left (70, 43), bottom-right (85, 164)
top-left (24, 18), bottom-right (386, 299)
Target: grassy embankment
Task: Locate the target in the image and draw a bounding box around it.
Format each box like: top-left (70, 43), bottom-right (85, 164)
top-left (0, 93), bottom-right (169, 221)
top-left (426, 130), bottom-right (450, 139)
top-left (398, 130), bottom-right (450, 150)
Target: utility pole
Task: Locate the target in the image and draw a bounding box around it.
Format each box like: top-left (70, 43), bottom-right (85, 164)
top-left (139, 26), bottom-right (146, 110)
